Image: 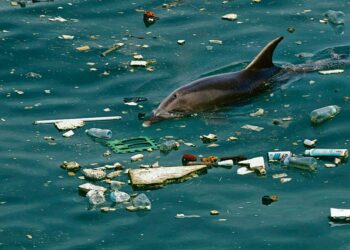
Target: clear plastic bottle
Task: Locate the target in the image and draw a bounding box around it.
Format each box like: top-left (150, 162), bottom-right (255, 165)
top-left (159, 140), bottom-right (180, 153)
top-left (310, 105), bottom-right (341, 124)
top-left (110, 190), bottom-right (130, 203)
top-left (324, 10), bottom-right (345, 25)
top-left (132, 193), bottom-right (151, 210)
top-left (282, 156), bottom-right (317, 171)
top-left (86, 190), bottom-right (106, 205)
top-left (85, 128), bottom-right (112, 139)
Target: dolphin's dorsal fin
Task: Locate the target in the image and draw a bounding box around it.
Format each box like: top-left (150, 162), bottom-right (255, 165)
top-left (245, 36), bottom-right (283, 70)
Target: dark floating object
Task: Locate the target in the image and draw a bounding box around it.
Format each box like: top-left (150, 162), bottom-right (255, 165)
top-left (17, 0), bottom-right (54, 7)
top-left (124, 97), bottom-right (148, 104)
top-left (182, 154), bottom-right (197, 166)
top-left (138, 112), bottom-right (146, 120)
top-left (262, 195), bottom-right (279, 206)
top-left (220, 155), bottom-right (247, 164)
top-left (143, 11), bottom-right (159, 27)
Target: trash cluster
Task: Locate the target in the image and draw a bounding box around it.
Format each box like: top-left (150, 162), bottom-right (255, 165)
top-left (33, 100), bottom-right (348, 220)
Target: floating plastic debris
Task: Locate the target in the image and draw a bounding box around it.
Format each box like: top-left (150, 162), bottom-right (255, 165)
top-left (131, 154), bottom-right (144, 162)
top-left (222, 13), bottom-right (238, 21)
top-left (318, 69), bottom-right (344, 75)
top-left (304, 149), bottom-right (348, 159)
top-left (61, 161), bottom-right (80, 171)
top-left (324, 10), bottom-right (345, 25)
top-left (329, 208), bottom-right (350, 223)
top-left (310, 105), bottom-right (341, 124)
top-left (48, 16), bottom-right (67, 22)
top-left (130, 60), bottom-right (148, 67)
top-left (282, 156), bottom-right (317, 171)
top-left (209, 40), bottom-right (223, 44)
top-left (76, 45), bottom-right (90, 52)
top-left (85, 128), bottom-right (112, 139)
top-left (82, 169), bottom-right (107, 181)
top-left (110, 190), bottom-right (130, 203)
top-left (100, 43), bottom-right (124, 57)
top-left (59, 35), bottom-right (74, 40)
top-left (177, 40), bottom-right (186, 45)
top-left (62, 130), bottom-right (74, 137)
top-left (175, 214), bottom-right (201, 219)
top-left (79, 183), bottom-right (107, 193)
top-left (249, 108), bottom-right (264, 117)
top-left (200, 133), bottom-right (217, 143)
top-left (304, 139), bottom-right (317, 147)
top-left (272, 173), bottom-right (288, 179)
top-left (268, 151), bottom-right (292, 162)
top-left (143, 11), bottom-right (159, 27)
top-left (241, 124), bottom-right (264, 132)
top-left (262, 195), bottom-right (279, 205)
top-left (159, 140), bottom-right (180, 153)
top-left (86, 190), bottom-right (105, 206)
top-left (129, 165), bottom-right (208, 189)
top-left (237, 167), bottom-right (254, 175)
top-left (55, 120), bottom-right (85, 131)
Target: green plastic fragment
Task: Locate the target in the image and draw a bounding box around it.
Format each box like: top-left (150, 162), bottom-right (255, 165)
top-left (106, 136), bottom-right (159, 154)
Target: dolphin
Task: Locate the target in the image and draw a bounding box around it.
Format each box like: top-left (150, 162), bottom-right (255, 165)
top-left (142, 36), bottom-right (347, 126)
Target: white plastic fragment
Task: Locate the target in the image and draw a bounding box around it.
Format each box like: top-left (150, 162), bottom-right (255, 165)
top-left (304, 139), bottom-right (317, 147)
top-left (55, 120), bottom-right (85, 130)
top-left (241, 124), bottom-right (264, 132)
top-left (249, 108), bottom-right (264, 117)
top-left (48, 16), bottom-right (67, 22)
top-left (239, 157), bottom-right (265, 170)
top-left (86, 190), bottom-right (105, 205)
top-left (324, 163), bottom-right (337, 168)
top-left (222, 13), bottom-right (238, 21)
top-left (59, 35), bottom-right (74, 40)
top-left (82, 169), bottom-right (107, 181)
top-left (110, 190), bottom-right (130, 203)
top-left (209, 40), bottom-right (223, 44)
top-left (330, 208), bottom-right (350, 220)
top-left (34, 116), bottom-right (122, 125)
top-left (318, 69), bottom-right (344, 75)
top-left (62, 130), bottom-right (74, 137)
top-left (130, 60), bottom-right (148, 67)
top-left (131, 154), bottom-right (144, 162)
top-left (133, 54), bottom-right (144, 60)
top-left (129, 165), bottom-right (207, 187)
top-left (280, 177), bottom-right (292, 183)
top-left (176, 214), bottom-right (201, 218)
top-left (177, 40), bottom-right (186, 45)
top-left (237, 167), bottom-right (254, 175)
top-left (78, 183), bottom-right (107, 193)
top-left (272, 173), bottom-right (288, 179)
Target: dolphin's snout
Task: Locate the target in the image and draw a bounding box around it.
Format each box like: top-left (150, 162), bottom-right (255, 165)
top-left (142, 109), bottom-right (170, 127)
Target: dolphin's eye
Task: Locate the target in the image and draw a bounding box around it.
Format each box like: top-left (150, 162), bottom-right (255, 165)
top-left (173, 93), bottom-right (177, 98)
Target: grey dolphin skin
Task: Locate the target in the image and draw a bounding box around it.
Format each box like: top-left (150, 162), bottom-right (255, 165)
top-left (143, 36), bottom-right (284, 126)
top-left (143, 36), bottom-right (349, 126)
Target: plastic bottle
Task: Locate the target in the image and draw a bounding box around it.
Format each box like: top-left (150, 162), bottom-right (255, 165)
top-left (324, 10), bottom-right (345, 25)
top-left (85, 128), bottom-right (112, 139)
top-left (310, 105), bottom-right (341, 124)
top-left (304, 149), bottom-right (348, 159)
top-left (159, 140), bottom-right (180, 153)
top-left (282, 156), bottom-right (317, 171)
top-left (110, 190), bottom-right (130, 203)
top-left (132, 193), bottom-right (151, 210)
top-left (86, 190), bottom-right (106, 205)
